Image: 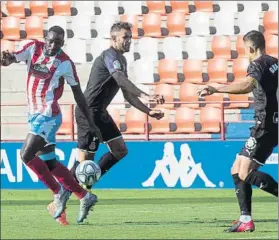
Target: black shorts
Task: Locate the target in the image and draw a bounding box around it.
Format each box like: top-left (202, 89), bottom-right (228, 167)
top-left (239, 118), bottom-right (278, 165)
top-left (75, 107), bottom-right (121, 152)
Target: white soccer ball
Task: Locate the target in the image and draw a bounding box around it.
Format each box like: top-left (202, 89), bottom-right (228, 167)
top-left (75, 160), bottom-right (101, 186)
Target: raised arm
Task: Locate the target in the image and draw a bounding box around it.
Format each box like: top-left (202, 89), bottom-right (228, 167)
top-left (1, 41), bottom-right (35, 66)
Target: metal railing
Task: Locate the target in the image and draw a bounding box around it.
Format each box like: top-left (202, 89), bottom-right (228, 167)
top-left (1, 100), bottom-right (254, 142)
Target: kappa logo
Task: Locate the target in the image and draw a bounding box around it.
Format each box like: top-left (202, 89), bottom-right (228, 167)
top-left (53, 59), bottom-right (61, 68)
top-left (142, 142), bottom-right (216, 188)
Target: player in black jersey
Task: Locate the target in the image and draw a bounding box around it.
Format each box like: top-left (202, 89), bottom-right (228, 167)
top-left (199, 30), bottom-right (278, 232)
top-left (71, 22), bottom-right (164, 190)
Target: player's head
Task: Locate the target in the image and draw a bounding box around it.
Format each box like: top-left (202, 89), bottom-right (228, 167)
top-left (243, 30), bottom-right (265, 62)
top-left (110, 21), bottom-right (132, 53)
top-left (44, 26), bottom-right (65, 56)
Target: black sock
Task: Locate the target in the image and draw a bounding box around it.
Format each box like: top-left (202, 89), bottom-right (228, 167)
top-left (98, 152), bottom-right (119, 176)
top-left (232, 173), bottom-right (252, 215)
top-left (245, 170), bottom-right (278, 197)
top-left (69, 161), bottom-right (80, 182)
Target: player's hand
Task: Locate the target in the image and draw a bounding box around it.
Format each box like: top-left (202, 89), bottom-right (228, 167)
top-left (144, 94), bottom-right (165, 104)
top-left (198, 86), bottom-right (218, 97)
top-left (148, 109), bottom-right (164, 120)
top-left (1, 50), bottom-right (14, 66)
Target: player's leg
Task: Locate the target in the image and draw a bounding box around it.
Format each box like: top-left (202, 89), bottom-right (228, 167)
top-left (70, 106), bottom-right (98, 183)
top-left (33, 113), bottom-right (97, 222)
top-left (231, 156), bottom-right (253, 218)
top-left (240, 133), bottom-right (278, 197)
top-left (225, 131), bottom-right (278, 232)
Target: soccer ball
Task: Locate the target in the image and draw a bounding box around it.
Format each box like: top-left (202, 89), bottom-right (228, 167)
top-left (75, 160), bottom-right (101, 186)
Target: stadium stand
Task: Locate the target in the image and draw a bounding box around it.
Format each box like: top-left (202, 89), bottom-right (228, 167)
top-left (1, 0), bottom-right (277, 141)
top-left (29, 1), bottom-right (48, 18)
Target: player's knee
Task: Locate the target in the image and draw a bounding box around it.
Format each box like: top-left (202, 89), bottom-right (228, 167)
top-left (111, 147), bottom-right (128, 160)
top-left (20, 146), bottom-right (35, 163)
top-left (238, 170), bottom-right (249, 181)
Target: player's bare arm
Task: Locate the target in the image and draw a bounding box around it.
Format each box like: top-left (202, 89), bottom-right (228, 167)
top-left (122, 90), bottom-right (164, 120)
top-left (198, 76), bottom-right (256, 97)
top-left (71, 84), bottom-right (103, 141)
top-left (112, 71), bottom-right (164, 104)
top-left (0, 50), bottom-right (17, 66)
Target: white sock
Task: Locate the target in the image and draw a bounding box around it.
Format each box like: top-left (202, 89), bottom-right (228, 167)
top-left (239, 215), bottom-right (252, 223)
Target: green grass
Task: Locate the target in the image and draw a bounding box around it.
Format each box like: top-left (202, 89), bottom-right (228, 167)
top-left (1, 189), bottom-right (277, 239)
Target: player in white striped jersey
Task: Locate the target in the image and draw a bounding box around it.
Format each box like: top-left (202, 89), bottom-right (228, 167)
top-left (1, 26), bottom-right (102, 225)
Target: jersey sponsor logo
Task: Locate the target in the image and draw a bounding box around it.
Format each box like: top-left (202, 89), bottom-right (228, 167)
top-left (30, 63), bottom-right (51, 79)
top-left (269, 63), bottom-right (278, 74)
top-left (113, 60), bottom-right (121, 70)
top-left (142, 142), bottom-right (217, 188)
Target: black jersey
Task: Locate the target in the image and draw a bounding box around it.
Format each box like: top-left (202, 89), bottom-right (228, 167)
top-left (247, 54), bottom-right (278, 125)
top-left (84, 47), bottom-right (128, 110)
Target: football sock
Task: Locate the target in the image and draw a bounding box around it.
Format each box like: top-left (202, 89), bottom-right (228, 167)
top-left (69, 161), bottom-right (80, 182)
top-left (98, 152), bottom-right (119, 176)
top-left (232, 174), bottom-right (252, 216)
top-left (239, 215), bottom-right (252, 223)
top-left (27, 156), bottom-right (60, 194)
top-left (245, 170), bottom-right (278, 197)
top-left (51, 162), bottom-right (87, 199)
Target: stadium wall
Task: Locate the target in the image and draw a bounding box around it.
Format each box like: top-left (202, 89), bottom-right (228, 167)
top-left (1, 141), bottom-right (278, 189)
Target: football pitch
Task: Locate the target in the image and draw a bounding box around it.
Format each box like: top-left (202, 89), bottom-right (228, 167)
top-left (1, 189), bottom-right (278, 239)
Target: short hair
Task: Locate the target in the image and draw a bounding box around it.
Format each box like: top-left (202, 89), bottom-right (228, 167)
top-left (48, 25), bottom-right (65, 37)
top-left (110, 21), bottom-right (132, 35)
top-left (243, 30), bottom-right (265, 52)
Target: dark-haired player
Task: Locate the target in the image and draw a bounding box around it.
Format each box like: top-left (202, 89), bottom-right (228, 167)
top-left (71, 21), bottom-right (164, 189)
top-left (1, 26), bottom-right (101, 225)
top-left (199, 30), bottom-right (278, 232)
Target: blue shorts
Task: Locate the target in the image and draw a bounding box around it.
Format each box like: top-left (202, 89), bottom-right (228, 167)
top-left (28, 113), bottom-right (62, 145)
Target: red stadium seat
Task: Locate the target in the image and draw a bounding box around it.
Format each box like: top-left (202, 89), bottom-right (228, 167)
top-left (263, 11), bottom-right (278, 35)
top-left (1, 16), bottom-right (21, 40)
top-left (149, 108), bottom-right (171, 134)
top-left (179, 82), bottom-right (200, 108)
top-left (212, 36), bottom-right (232, 60)
top-left (52, 1), bottom-right (72, 16)
top-left (1, 40), bottom-right (15, 52)
top-left (142, 13), bottom-right (162, 37)
top-left (25, 16), bottom-right (44, 39)
top-left (125, 107), bottom-right (147, 134)
top-left (207, 59), bottom-right (228, 84)
top-left (120, 15), bottom-right (139, 39)
top-left (183, 59), bottom-right (203, 84)
top-left (6, 1), bottom-right (25, 18)
top-left (227, 94), bottom-right (250, 109)
top-left (194, 1), bottom-right (213, 12)
top-left (265, 34), bottom-right (278, 59)
top-left (175, 107), bottom-right (195, 133)
top-left (154, 84), bottom-right (174, 109)
top-left (158, 59), bottom-right (178, 84)
top-left (30, 1), bottom-right (48, 18)
top-left (146, 1), bottom-right (166, 14)
top-left (200, 107), bottom-right (221, 133)
top-left (232, 58), bottom-right (249, 82)
top-left (236, 35), bottom-right (246, 58)
top-left (170, 1), bottom-right (190, 14)
top-left (166, 12), bottom-right (186, 36)
top-left (58, 106), bottom-right (73, 135)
